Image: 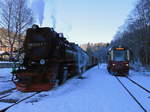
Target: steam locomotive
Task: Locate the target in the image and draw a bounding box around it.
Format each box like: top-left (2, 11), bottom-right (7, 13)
top-left (107, 45), bottom-right (130, 76)
top-left (12, 25), bottom-right (89, 92)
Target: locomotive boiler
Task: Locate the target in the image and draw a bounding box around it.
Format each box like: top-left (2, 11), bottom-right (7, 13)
top-left (107, 45), bottom-right (130, 76)
top-left (12, 25), bottom-right (89, 92)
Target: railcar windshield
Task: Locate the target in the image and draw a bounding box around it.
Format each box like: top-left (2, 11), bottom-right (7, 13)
top-left (113, 50), bottom-right (128, 61)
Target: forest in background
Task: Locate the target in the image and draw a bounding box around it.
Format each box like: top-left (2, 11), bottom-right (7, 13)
top-left (93, 0), bottom-right (150, 66)
top-left (80, 43), bottom-right (109, 62)
top-left (109, 0), bottom-right (150, 66)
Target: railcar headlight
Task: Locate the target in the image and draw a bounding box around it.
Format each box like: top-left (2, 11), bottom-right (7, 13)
top-left (19, 59), bottom-right (24, 64)
top-left (125, 64), bottom-right (129, 66)
top-left (40, 59), bottom-right (45, 65)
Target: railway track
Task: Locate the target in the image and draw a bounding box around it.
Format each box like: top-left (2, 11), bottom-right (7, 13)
top-left (0, 88), bottom-right (18, 103)
top-left (0, 87), bottom-right (42, 112)
top-left (0, 94), bottom-right (11, 100)
top-left (115, 76), bottom-right (148, 112)
top-left (0, 88), bottom-right (16, 101)
top-left (0, 92), bottom-right (41, 112)
top-left (126, 76), bottom-right (150, 93)
top-left (0, 88), bottom-right (16, 96)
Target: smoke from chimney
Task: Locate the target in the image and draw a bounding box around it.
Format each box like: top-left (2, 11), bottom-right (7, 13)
top-left (31, 0), bottom-right (45, 26)
top-left (49, 0), bottom-right (57, 29)
top-left (31, 0), bottom-right (71, 33)
top-left (51, 8), bottom-right (56, 29)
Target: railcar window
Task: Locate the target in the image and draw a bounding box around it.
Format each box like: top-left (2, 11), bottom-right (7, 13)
top-left (113, 50), bottom-right (127, 61)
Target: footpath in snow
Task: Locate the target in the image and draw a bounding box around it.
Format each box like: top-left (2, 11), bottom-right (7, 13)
top-left (0, 64), bottom-right (150, 112)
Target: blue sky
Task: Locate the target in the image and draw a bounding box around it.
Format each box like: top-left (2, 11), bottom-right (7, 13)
top-left (30, 0), bottom-right (137, 44)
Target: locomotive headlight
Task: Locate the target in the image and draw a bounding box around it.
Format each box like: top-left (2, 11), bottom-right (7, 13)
top-left (40, 59), bottom-right (45, 65)
top-left (125, 64), bottom-right (129, 66)
top-left (19, 59), bottom-right (24, 64)
top-left (112, 64), bottom-right (115, 66)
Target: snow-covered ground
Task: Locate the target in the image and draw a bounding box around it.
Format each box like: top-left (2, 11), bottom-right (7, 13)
top-left (0, 61), bottom-right (13, 63)
top-left (0, 51), bottom-right (5, 54)
top-left (119, 76), bottom-right (150, 111)
top-left (129, 70), bottom-right (150, 90)
top-left (0, 64), bottom-right (150, 112)
top-left (0, 68), bottom-right (15, 91)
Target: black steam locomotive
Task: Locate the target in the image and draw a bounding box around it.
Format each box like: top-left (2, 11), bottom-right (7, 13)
top-left (12, 25), bottom-right (89, 92)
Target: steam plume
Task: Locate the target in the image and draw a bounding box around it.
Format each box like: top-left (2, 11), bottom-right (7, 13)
top-left (51, 8), bottom-right (56, 29)
top-left (49, 0), bottom-right (57, 29)
top-left (31, 0), bottom-right (45, 26)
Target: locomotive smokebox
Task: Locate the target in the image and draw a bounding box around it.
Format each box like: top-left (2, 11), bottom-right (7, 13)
top-left (23, 25), bottom-right (56, 64)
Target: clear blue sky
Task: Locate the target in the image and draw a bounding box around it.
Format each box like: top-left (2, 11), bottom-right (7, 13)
top-left (30, 0), bottom-right (137, 44)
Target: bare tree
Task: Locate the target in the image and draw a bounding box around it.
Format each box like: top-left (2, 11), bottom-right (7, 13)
top-left (110, 0), bottom-right (150, 65)
top-left (0, 0), bottom-right (34, 60)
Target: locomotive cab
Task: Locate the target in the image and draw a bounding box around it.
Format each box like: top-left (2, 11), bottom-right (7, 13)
top-left (107, 45), bottom-right (130, 76)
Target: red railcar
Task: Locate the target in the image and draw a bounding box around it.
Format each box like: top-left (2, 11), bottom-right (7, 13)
top-left (12, 25), bottom-right (89, 92)
top-left (107, 45), bottom-right (130, 76)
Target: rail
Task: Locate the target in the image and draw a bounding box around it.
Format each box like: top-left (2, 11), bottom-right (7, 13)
top-left (115, 76), bottom-right (147, 112)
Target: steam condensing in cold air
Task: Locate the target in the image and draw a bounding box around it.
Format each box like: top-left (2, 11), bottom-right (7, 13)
top-left (31, 0), bottom-right (45, 26)
top-left (31, 0), bottom-right (57, 28)
top-left (49, 0), bottom-right (57, 29)
top-left (31, 0), bottom-right (69, 32)
top-left (51, 8), bottom-right (56, 29)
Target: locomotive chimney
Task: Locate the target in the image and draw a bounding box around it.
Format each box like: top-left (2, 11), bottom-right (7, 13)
top-left (32, 24), bottom-right (39, 30)
top-left (59, 33), bottom-right (64, 38)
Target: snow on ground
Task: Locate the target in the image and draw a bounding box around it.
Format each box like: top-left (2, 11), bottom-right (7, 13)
top-left (0, 68), bottom-right (15, 109)
top-left (0, 61), bottom-right (13, 63)
top-left (120, 77), bottom-right (150, 111)
top-left (0, 64), bottom-right (148, 112)
top-left (0, 68), bottom-right (15, 91)
top-left (0, 51), bottom-right (5, 54)
top-left (130, 70), bottom-right (150, 90)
